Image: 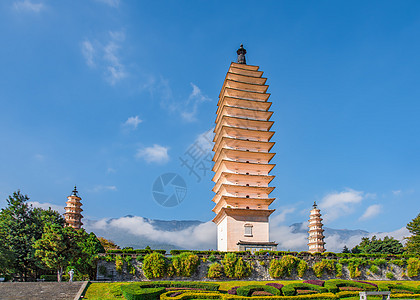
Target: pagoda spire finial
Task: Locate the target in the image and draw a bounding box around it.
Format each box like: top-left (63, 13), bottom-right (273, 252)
top-left (236, 44), bottom-right (247, 64)
top-left (313, 201), bottom-right (317, 208)
top-left (71, 185), bottom-right (79, 197)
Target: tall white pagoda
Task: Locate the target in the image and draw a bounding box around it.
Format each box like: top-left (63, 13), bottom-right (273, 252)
top-left (212, 45), bottom-right (277, 252)
top-left (64, 186), bottom-right (84, 229)
top-left (308, 201), bottom-right (326, 253)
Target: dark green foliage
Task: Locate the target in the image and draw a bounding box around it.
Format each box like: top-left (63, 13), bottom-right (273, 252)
top-left (170, 250), bottom-right (249, 256)
top-left (371, 258), bottom-right (386, 266)
top-left (40, 274), bottom-right (58, 281)
top-left (353, 236), bottom-right (404, 255)
top-left (143, 252), bottom-right (166, 279)
top-left (386, 272), bottom-right (394, 279)
top-left (406, 213), bottom-right (420, 256)
top-left (338, 258), bottom-right (367, 278)
top-left (171, 252), bottom-right (200, 277)
top-left (282, 283), bottom-right (328, 296)
top-left (236, 285), bottom-right (281, 296)
top-left (208, 254), bottom-right (217, 262)
top-left (207, 262), bottom-right (223, 278)
top-left (121, 285), bottom-right (166, 300)
top-left (342, 246), bottom-right (351, 253)
top-left (369, 264), bottom-right (380, 275)
top-left (390, 259), bottom-right (406, 267)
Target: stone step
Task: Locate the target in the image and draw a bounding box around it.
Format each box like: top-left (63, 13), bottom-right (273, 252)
top-left (0, 281), bottom-right (86, 300)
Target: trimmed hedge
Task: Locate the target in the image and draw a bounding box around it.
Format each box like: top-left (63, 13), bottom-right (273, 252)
top-left (107, 249), bottom-right (166, 254)
top-left (324, 280), bottom-right (377, 293)
top-left (121, 285), bottom-right (166, 300)
top-left (170, 250), bottom-right (250, 256)
top-left (378, 283), bottom-right (420, 294)
top-left (282, 283), bottom-right (327, 296)
top-left (236, 285), bottom-right (281, 297)
top-left (161, 291), bottom-right (339, 300)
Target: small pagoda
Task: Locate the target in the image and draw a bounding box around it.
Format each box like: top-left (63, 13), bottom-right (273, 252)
top-left (308, 201), bottom-right (326, 253)
top-left (212, 44), bottom-right (277, 252)
top-left (64, 186), bottom-right (83, 229)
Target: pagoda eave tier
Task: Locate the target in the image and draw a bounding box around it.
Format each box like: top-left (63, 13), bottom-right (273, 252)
top-left (225, 72), bottom-right (267, 85)
top-left (229, 66), bottom-right (264, 78)
top-left (212, 149), bottom-right (275, 169)
top-left (213, 184), bottom-right (275, 197)
top-left (213, 137), bottom-right (274, 155)
top-left (216, 97), bottom-right (272, 115)
top-left (215, 106), bottom-right (273, 124)
top-left (218, 87), bottom-right (270, 106)
top-left (218, 79), bottom-right (269, 97)
top-left (212, 197), bottom-right (275, 214)
top-left (308, 242), bottom-right (326, 246)
top-left (214, 126), bottom-right (274, 143)
top-left (213, 207), bottom-right (275, 224)
top-left (212, 173), bottom-right (274, 192)
top-left (212, 161), bottom-right (275, 182)
top-left (214, 115), bottom-right (274, 134)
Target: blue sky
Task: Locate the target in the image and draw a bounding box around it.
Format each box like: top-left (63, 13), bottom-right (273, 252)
top-left (1, 0), bottom-right (419, 247)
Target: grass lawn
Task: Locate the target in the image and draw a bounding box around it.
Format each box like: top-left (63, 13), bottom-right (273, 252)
top-left (83, 280), bottom-right (420, 300)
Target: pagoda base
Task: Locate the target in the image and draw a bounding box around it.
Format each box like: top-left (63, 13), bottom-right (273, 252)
top-left (237, 240), bottom-right (277, 253)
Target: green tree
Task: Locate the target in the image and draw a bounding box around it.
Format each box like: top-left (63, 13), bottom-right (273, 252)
top-left (0, 191), bottom-right (39, 280)
top-left (33, 223), bottom-right (74, 281)
top-left (406, 213), bottom-right (420, 255)
top-left (342, 245), bottom-right (351, 253)
top-left (353, 235), bottom-right (404, 254)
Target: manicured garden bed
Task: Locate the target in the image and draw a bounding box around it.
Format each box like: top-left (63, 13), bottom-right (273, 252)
top-left (83, 280), bottom-right (420, 300)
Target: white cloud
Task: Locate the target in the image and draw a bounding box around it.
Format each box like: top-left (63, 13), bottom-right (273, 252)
top-left (359, 204), bottom-right (382, 221)
top-left (86, 216), bottom-right (216, 249)
top-left (95, 0), bottom-right (120, 7)
top-left (392, 190), bottom-right (401, 196)
top-left (191, 128), bottom-right (214, 154)
top-left (29, 201), bottom-right (65, 214)
top-left (13, 0), bottom-right (45, 13)
top-left (271, 207), bottom-right (296, 226)
top-left (81, 31), bottom-right (127, 85)
top-left (89, 185), bottom-right (118, 193)
top-left (324, 227), bottom-right (410, 252)
top-left (319, 189), bottom-right (365, 223)
top-left (81, 40), bottom-right (95, 67)
top-left (270, 225), bottom-right (308, 250)
top-left (123, 116), bottom-right (142, 130)
top-left (136, 144), bottom-right (169, 164)
top-left (181, 83), bottom-right (212, 122)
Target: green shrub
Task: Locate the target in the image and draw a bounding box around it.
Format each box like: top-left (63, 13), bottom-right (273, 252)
top-left (282, 283), bottom-right (328, 296)
top-left (234, 257), bottom-right (251, 278)
top-left (136, 255), bottom-right (144, 262)
top-left (407, 257), bottom-right (420, 277)
top-left (297, 260), bottom-right (308, 277)
top-left (236, 285), bottom-right (281, 296)
top-left (339, 258), bottom-right (366, 278)
top-left (125, 257), bottom-right (135, 275)
top-left (208, 254), bottom-right (217, 262)
top-left (207, 263), bottom-right (223, 278)
top-left (312, 259), bottom-right (336, 278)
top-left (143, 252), bottom-right (166, 279)
top-left (369, 264), bottom-right (379, 275)
top-left (391, 259), bottom-right (406, 267)
top-left (221, 253), bottom-right (237, 278)
top-left (335, 263), bottom-right (343, 278)
top-left (259, 260), bottom-right (266, 266)
top-left (386, 272), bottom-right (394, 279)
top-left (105, 254), bottom-right (114, 262)
top-left (121, 284), bottom-right (166, 300)
top-left (171, 252), bottom-right (200, 277)
top-left (221, 253), bottom-right (251, 279)
top-left (371, 258), bottom-right (387, 266)
top-left (269, 255), bottom-right (300, 278)
top-left (115, 255), bottom-right (123, 274)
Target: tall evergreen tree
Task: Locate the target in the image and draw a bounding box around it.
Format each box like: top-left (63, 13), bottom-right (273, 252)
top-left (406, 213), bottom-right (420, 255)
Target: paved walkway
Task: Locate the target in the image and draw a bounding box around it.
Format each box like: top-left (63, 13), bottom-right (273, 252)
top-left (0, 281), bottom-right (86, 300)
